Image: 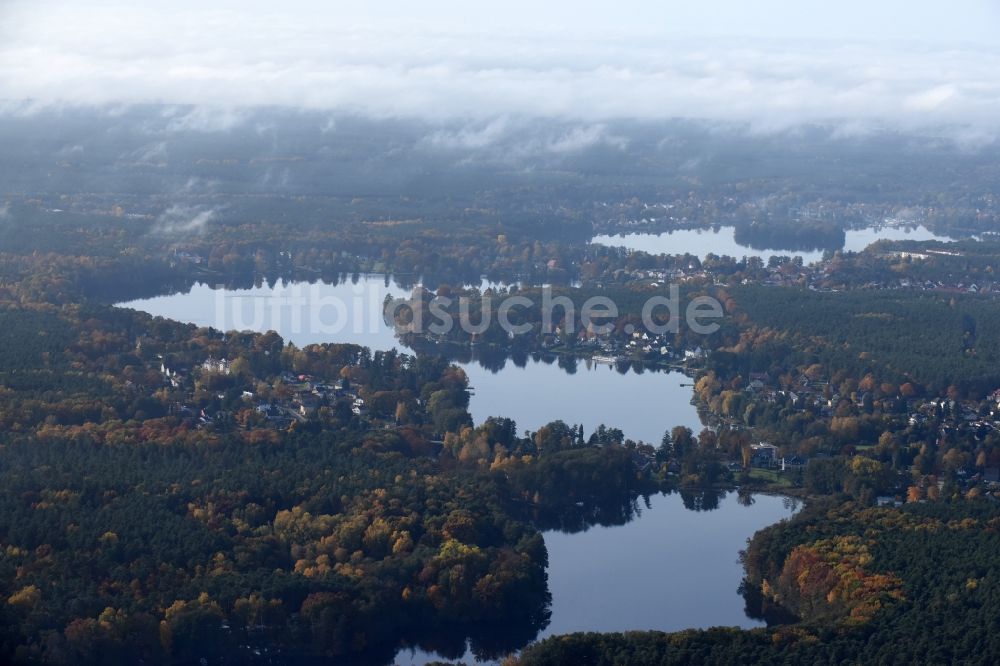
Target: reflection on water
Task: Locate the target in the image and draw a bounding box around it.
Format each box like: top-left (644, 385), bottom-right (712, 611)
top-left (404, 339), bottom-right (705, 444)
top-left (841, 224), bottom-right (959, 252)
top-left (459, 358), bottom-right (702, 445)
top-left (592, 227), bottom-right (827, 264)
top-left (117, 275), bottom-right (414, 352)
top-left (539, 490), bottom-right (799, 636)
top-left (391, 615), bottom-right (551, 666)
top-left (593, 223), bottom-right (961, 263)
top-left (397, 490), bottom-right (799, 666)
top-left (526, 488), bottom-right (652, 535)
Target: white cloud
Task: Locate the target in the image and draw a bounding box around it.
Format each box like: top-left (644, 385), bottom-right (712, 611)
top-left (154, 205), bottom-right (216, 235)
top-left (545, 125), bottom-right (627, 153)
top-left (124, 141), bottom-right (168, 165)
top-left (1, 1), bottom-right (998, 134)
top-left (161, 106), bottom-right (248, 133)
top-left (425, 117), bottom-right (514, 150)
top-left (57, 143), bottom-right (84, 157)
top-left (905, 85), bottom-right (958, 111)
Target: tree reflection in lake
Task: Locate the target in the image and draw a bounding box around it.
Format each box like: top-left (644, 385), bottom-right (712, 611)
top-left (680, 487), bottom-right (727, 511)
top-left (528, 492), bottom-right (649, 534)
top-left (531, 487), bottom-right (746, 534)
top-left (738, 575), bottom-right (800, 628)
top-left (400, 341), bottom-right (705, 444)
top-left (737, 487), bottom-right (757, 506)
top-left (398, 491), bottom-right (799, 666)
top-left (394, 610), bottom-right (552, 666)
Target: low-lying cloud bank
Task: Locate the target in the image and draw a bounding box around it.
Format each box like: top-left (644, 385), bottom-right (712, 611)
top-left (152, 205), bottom-right (219, 236)
top-left (1, 2), bottom-right (998, 137)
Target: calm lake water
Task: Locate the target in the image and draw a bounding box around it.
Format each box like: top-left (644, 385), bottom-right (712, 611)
top-left (463, 360), bottom-right (702, 443)
top-left (118, 277), bottom-right (704, 443)
top-left (397, 490), bottom-right (799, 665)
top-left (592, 224), bottom-right (958, 264)
top-left (117, 278), bottom-right (414, 351)
top-left (540, 492), bottom-right (798, 634)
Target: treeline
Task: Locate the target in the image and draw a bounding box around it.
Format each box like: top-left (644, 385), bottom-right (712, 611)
top-left (0, 201), bottom-right (591, 305)
top-left (732, 219), bottom-right (845, 252)
top-left (391, 282), bottom-right (735, 354)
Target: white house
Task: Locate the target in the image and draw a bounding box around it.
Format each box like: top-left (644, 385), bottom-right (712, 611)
top-left (202, 357), bottom-right (232, 375)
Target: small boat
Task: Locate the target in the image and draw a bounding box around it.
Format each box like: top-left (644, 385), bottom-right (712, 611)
top-left (592, 354), bottom-right (621, 364)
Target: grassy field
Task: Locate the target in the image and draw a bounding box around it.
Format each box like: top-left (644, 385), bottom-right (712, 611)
top-left (748, 468), bottom-right (796, 487)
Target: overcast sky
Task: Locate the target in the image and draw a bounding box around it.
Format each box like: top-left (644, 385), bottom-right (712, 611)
top-left (2, 0), bottom-right (999, 131)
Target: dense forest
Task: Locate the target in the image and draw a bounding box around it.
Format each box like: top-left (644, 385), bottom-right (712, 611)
top-left (726, 286), bottom-right (1000, 395)
top-left (0, 297), bottom-right (670, 664)
top-left (0, 430), bottom-right (549, 664)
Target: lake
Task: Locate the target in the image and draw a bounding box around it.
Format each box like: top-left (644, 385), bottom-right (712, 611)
top-left (118, 277), bottom-right (705, 444)
top-left (540, 491), bottom-right (798, 634)
top-left (396, 490), bottom-right (799, 665)
top-left (118, 277), bottom-right (794, 665)
top-left (463, 359), bottom-right (702, 444)
top-left (116, 277), bottom-right (415, 352)
top-left (592, 223), bottom-right (959, 264)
